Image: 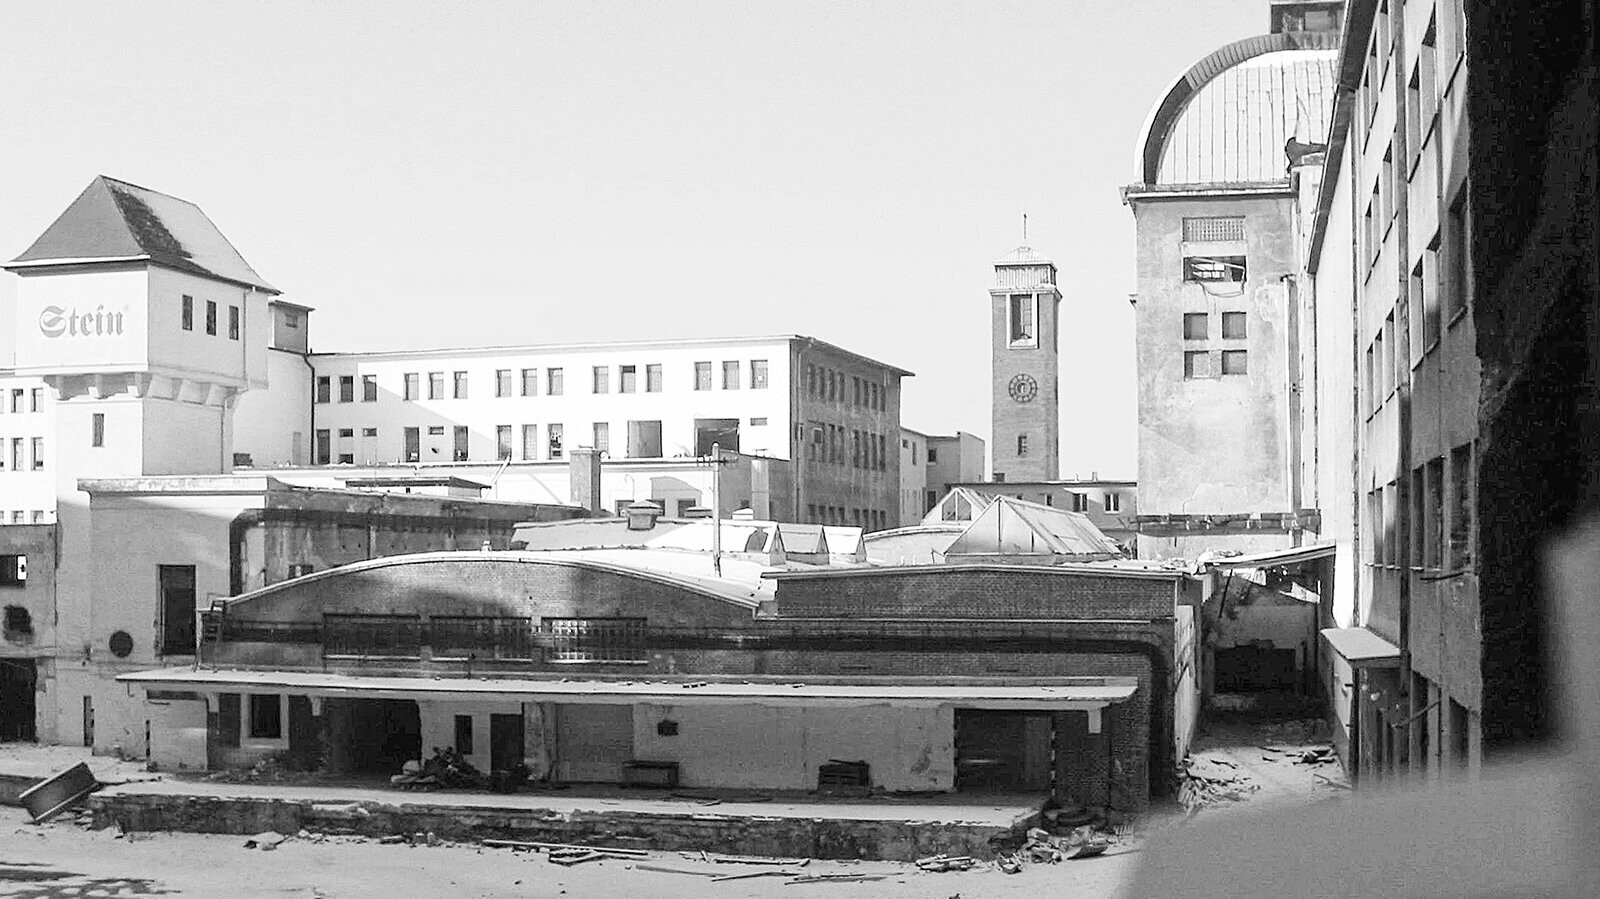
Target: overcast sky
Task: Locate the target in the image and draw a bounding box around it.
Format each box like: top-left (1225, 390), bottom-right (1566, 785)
top-left (2, 0), bottom-right (1266, 479)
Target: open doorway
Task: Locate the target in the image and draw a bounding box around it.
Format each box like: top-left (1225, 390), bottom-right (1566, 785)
top-left (953, 708), bottom-right (1051, 792)
top-left (0, 659), bottom-right (36, 741)
top-left (324, 698), bottom-right (421, 776)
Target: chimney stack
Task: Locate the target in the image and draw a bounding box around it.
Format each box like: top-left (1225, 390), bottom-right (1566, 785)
top-left (569, 448), bottom-right (603, 514)
top-left (625, 500), bottom-right (663, 531)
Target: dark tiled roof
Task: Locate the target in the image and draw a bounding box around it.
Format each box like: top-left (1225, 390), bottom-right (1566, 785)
top-left (7, 176), bottom-right (278, 293)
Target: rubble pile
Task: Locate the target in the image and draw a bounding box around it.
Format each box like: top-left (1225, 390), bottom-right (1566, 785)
top-left (1177, 755), bottom-right (1260, 812)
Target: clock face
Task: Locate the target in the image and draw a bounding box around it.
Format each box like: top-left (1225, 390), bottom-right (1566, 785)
top-left (1008, 373), bottom-right (1039, 404)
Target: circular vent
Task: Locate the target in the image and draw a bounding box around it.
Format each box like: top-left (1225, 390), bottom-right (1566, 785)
top-left (108, 630), bottom-right (134, 658)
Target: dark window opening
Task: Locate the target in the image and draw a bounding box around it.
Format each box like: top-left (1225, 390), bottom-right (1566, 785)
top-left (455, 715), bottom-right (474, 755)
top-left (3, 605), bottom-right (31, 636)
top-left (159, 564), bottom-right (197, 656)
top-left (0, 555), bottom-right (25, 586)
top-left (1222, 350), bottom-right (1249, 375)
top-left (1222, 311), bottom-right (1248, 339)
top-left (1183, 255), bottom-right (1248, 282)
top-left (218, 693), bottom-right (241, 747)
top-left (1183, 313), bottom-right (1209, 340)
top-left (249, 694), bottom-right (282, 739)
top-left (694, 418), bottom-right (740, 456)
top-left (1009, 293), bottom-right (1035, 343)
top-left (205, 300), bottom-right (217, 335)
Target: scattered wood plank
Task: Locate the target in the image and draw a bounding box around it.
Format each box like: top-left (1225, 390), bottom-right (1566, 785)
top-left (785, 874), bottom-right (886, 885)
top-left (482, 839), bottom-right (647, 857)
top-left (632, 864), bottom-right (721, 877)
top-left (548, 851), bottom-right (604, 866)
top-left (712, 855), bottom-right (809, 866)
top-left (710, 869), bottom-right (804, 882)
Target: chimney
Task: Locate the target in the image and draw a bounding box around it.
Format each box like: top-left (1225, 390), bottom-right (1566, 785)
top-left (569, 448), bottom-right (603, 514)
top-left (625, 500), bottom-right (663, 531)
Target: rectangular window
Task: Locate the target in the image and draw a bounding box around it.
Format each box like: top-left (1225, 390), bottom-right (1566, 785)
top-left (338, 376), bottom-right (354, 403)
top-left (592, 422), bottom-right (609, 454)
top-left (1221, 350), bottom-right (1248, 375)
top-left (521, 368), bottom-right (537, 397)
top-left (1183, 255), bottom-right (1247, 282)
top-left (248, 694), bottom-right (282, 739)
top-left (218, 694), bottom-right (240, 747)
top-left (91, 413), bottom-right (105, 447)
top-left (1221, 312), bottom-right (1247, 339)
top-left (428, 372), bottom-right (444, 400)
top-left (548, 423), bottom-right (564, 460)
top-left (1183, 350), bottom-right (1211, 379)
top-left (362, 427), bottom-right (377, 438)
top-left (1183, 312), bottom-right (1208, 340)
top-left (592, 365), bottom-right (609, 394)
top-left (8, 389), bottom-right (19, 412)
top-left (228, 305), bottom-right (240, 340)
top-left (205, 300), bottom-right (217, 336)
top-left (495, 369), bottom-right (512, 398)
top-left (0, 554), bottom-right (25, 586)
top-left (547, 367), bottom-right (564, 395)
top-left (1446, 191), bottom-right (1469, 324)
top-left (1016, 434), bottom-right (1028, 457)
top-left (315, 376), bottom-right (331, 404)
top-left (455, 715), bottom-right (474, 755)
top-left (750, 359), bottom-right (769, 389)
top-left (181, 295), bottom-right (194, 331)
top-left (545, 617), bottom-right (646, 664)
top-left (453, 426), bottom-right (469, 461)
top-left (723, 361), bottom-right (740, 390)
top-left (453, 371), bottom-right (468, 399)
top-left (1105, 492), bottom-right (1122, 512)
top-left (1450, 443), bottom-right (1474, 568)
top-left (314, 430), bottom-right (330, 464)
top-left (627, 420), bottom-right (663, 458)
top-left (1181, 216), bottom-right (1246, 242)
top-left (361, 374), bottom-right (377, 402)
top-left (694, 361), bottom-right (712, 390)
top-left (1071, 493), bottom-right (1090, 512)
top-left (428, 426), bottom-right (445, 436)
top-left (646, 363), bottom-right (662, 392)
top-left (619, 365), bottom-right (637, 393)
top-left (159, 564), bottom-right (197, 656)
top-left (30, 437), bottom-right (44, 470)
top-left (29, 388), bottom-right (41, 412)
top-left (1009, 293), bottom-right (1036, 343)
top-left (521, 424), bottom-right (538, 460)
top-left (404, 427), bottom-right (420, 462)
top-left (9, 438), bottom-right (20, 472)
top-left (404, 373), bottom-right (420, 401)
top-left (496, 425), bottom-right (513, 460)
top-left (1426, 457), bottom-right (1445, 568)
top-left (806, 365), bottom-right (816, 396)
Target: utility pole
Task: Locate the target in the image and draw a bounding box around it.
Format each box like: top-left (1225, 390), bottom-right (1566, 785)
top-left (711, 442), bottom-right (722, 576)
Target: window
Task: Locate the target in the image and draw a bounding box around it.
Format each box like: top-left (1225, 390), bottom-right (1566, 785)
top-left (1071, 493), bottom-right (1090, 512)
top-left (428, 372), bottom-right (444, 400)
top-left (1450, 443), bottom-right (1474, 568)
top-left (1183, 351), bottom-right (1211, 379)
top-left (314, 429), bottom-right (331, 464)
top-left (323, 614), bottom-right (423, 657)
top-left (548, 423), bottom-right (564, 460)
top-left (750, 359), bottom-right (769, 389)
top-left (1183, 255), bottom-right (1247, 282)
top-left (1426, 457), bottom-right (1445, 568)
top-left (453, 426), bottom-right (469, 461)
top-left (453, 371), bottom-right (468, 399)
top-left (521, 424), bottom-right (538, 460)
top-left (362, 427), bottom-right (377, 438)
top-left (1016, 434), bottom-right (1028, 457)
top-left (1445, 190), bottom-right (1470, 324)
top-left (806, 365), bottom-right (817, 396)
top-left (1105, 492), bottom-right (1122, 513)
top-left (1182, 216), bottom-right (1246, 242)
top-left (927, 447), bottom-right (938, 463)
top-left (218, 694), bottom-right (240, 747)
top-left (338, 376), bottom-right (354, 403)
top-left (853, 378), bottom-right (862, 406)
top-left (545, 618), bottom-right (646, 664)
top-left (495, 369), bottom-right (512, 398)
top-left (1221, 312), bottom-right (1247, 339)
top-left (722, 361), bottom-right (739, 390)
top-left (8, 438), bottom-right (20, 472)
top-left (404, 427), bottom-right (420, 462)
top-left (30, 437), bottom-right (44, 470)
top-left (283, 311), bottom-right (300, 329)
top-left (428, 426), bottom-right (445, 436)
top-left (248, 694), bottom-right (282, 739)
top-left (627, 420), bottom-right (663, 458)
top-left (228, 305), bottom-right (240, 340)
top-left (496, 425), bottom-right (513, 460)
top-left (181, 295), bottom-right (194, 330)
top-left (646, 363), bottom-right (662, 392)
top-left (695, 362), bottom-right (712, 390)
top-left (592, 422), bottom-right (609, 454)
top-left (205, 300), bottom-right (217, 335)
top-left (1183, 313), bottom-right (1209, 340)
top-left (91, 413), bottom-right (105, 447)
top-left (158, 564), bottom-right (197, 656)
top-left (1221, 350), bottom-right (1248, 375)
top-left (454, 715), bottom-right (474, 755)
top-left (592, 366), bottom-right (609, 394)
top-left (404, 373), bottom-right (420, 400)
top-left (29, 388), bottom-right (41, 412)
top-left (338, 428), bottom-right (353, 439)
top-left (362, 375), bottom-right (377, 402)
top-left (1009, 294), bottom-right (1036, 343)
top-left (315, 376), bottom-right (331, 404)
top-left (7, 389), bottom-right (17, 412)
top-left (547, 367), bottom-right (564, 395)
top-left (521, 368), bottom-right (537, 397)
top-left (619, 365), bottom-right (637, 393)
top-left (0, 555), bottom-right (25, 587)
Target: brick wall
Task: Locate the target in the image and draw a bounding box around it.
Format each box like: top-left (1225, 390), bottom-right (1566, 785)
top-left (773, 568), bottom-right (1177, 620)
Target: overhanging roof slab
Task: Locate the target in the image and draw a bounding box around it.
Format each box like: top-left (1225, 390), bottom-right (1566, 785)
top-left (1321, 627), bottom-right (1401, 668)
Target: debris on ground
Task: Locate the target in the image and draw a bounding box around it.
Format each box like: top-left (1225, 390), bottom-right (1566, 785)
top-left (242, 830), bottom-right (285, 850)
top-left (482, 838), bottom-right (648, 859)
top-left (1178, 755), bottom-right (1261, 812)
top-left (915, 854), bottom-right (975, 872)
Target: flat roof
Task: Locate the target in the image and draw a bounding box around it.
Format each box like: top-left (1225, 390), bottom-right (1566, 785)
top-left (120, 669), bottom-right (1140, 710)
top-left (1202, 543), bottom-right (1338, 569)
top-left (1321, 626), bottom-right (1401, 668)
top-left (765, 560), bottom-right (1187, 581)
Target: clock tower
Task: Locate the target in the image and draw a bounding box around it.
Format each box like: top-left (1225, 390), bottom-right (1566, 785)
top-left (990, 245), bottom-right (1060, 482)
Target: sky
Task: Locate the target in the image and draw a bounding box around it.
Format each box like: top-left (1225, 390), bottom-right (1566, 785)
top-left (1, 0), bottom-right (1268, 480)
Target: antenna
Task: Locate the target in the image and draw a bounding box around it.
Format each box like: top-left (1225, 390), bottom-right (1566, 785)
top-left (1022, 212), bottom-right (1028, 243)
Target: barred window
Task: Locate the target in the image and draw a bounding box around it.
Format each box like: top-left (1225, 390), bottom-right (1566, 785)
top-left (1183, 216), bottom-right (1245, 242)
top-left (545, 617), bottom-right (646, 664)
top-left (429, 616), bottom-right (535, 660)
top-left (324, 614), bottom-right (422, 657)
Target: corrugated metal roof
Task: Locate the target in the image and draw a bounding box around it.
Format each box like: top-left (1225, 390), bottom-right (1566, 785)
top-left (7, 176), bottom-right (278, 293)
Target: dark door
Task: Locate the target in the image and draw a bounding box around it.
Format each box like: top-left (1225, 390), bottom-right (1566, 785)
top-left (0, 659), bottom-right (36, 741)
top-left (158, 565), bottom-right (197, 656)
top-left (1214, 644), bottom-right (1298, 692)
top-left (286, 695), bottom-right (321, 770)
top-left (490, 713), bottom-right (524, 772)
top-left (954, 709), bottom-right (1051, 793)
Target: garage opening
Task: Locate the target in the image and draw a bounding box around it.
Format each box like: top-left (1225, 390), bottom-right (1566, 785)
top-left (324, 698), bottom-right (421, 776)
top-left (953, 708), bottom-right (1051, 793)
top-left (0, 659), bottom-right (36, 741)
top-left (1214, 643), bottom-right (1299, 692)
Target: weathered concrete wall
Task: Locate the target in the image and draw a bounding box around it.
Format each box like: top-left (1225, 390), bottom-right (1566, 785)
top-left (792, 341), bottom-right (903, 531)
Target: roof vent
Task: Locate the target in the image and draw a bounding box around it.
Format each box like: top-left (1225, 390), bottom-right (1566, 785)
top-left (682, 505), bottom-right (713, 519)
top-left (731, 508), bottom-right (756, 521)
top-left (625, 500), bottom-right (663, 531)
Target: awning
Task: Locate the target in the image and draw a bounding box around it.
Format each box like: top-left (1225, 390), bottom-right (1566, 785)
top-left (1321, 627), bottom-right (1401, 668)
top-left (1203, 542), bottom-right (1338, 570)
top-left (118, 668), bottom-right (1140, 711)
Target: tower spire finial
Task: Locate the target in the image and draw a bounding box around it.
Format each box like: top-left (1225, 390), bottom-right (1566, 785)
top-left (1022, 212), bottom-right (1028, 243)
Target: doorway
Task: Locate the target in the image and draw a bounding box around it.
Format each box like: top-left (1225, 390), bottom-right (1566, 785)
top-left (490, 713), bottom-right (525, 772)
top-left (325, 699), bottom-right (421, 775)
top-left (158, 565), bottom-right (197, 656)
top-left (0, 659), bottom-right (36, 741)
top-left (953, 709), bottom-right (1052, 792)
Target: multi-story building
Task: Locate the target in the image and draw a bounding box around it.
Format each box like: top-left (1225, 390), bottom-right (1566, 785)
top-left (897, 427), bottom-right (930, 526)
top-left (924, 431), bottom-right (986, 508)
top-left (1123, 4), bottom-right (1341, 560)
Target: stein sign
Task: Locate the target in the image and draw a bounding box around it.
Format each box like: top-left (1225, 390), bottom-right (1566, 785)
top-left (38, 305), bottom-right (126, 339)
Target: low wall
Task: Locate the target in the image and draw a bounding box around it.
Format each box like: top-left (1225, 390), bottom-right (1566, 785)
top-left (88, 792), bottom-right (1035, 861)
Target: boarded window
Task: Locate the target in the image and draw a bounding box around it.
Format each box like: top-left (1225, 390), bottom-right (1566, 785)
top-left (324, 614), bottom-right (423, 657)
top-left (1183, 255), bottom-right (1247, 282)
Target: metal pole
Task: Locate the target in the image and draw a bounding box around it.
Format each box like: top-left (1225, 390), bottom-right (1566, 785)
top-left (711, 442), bottom-right (722, 576)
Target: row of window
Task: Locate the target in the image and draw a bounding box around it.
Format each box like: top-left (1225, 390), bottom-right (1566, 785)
top-left (313, 418), bottom-right (770, 465)
top-left (1, 388), bottom-right (44, 414)
top-left (804, 365), bottom-right (886, 410)
top-left (0, 510), bottom-right (46, 529)
top-left (1183, 349), bottom-right (1248, 379)
top-left (1366, 441), bottom-right (1475, 570)
top-left (806, 504), bottom-right (890, 531)
top-left (803, 422), bottom-right (888, 471)
top-left (180, 295), bottom-right (241, 340)
top-left (0, 437), bottom-right (45, 472)
top-left (316, 614), bottom-right (648, 664)
top-left (1182, 311), bottom-right (1248, 340)
top-left (316, 360), bottom-right (770, 404)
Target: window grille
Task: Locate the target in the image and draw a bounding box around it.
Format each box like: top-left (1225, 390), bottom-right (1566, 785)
top-left (430, 616), bottom-right (535, 660)
top-left (324, 614), bottom-right (422, 657)
top-left (1183, 216), bottom-right (1245, 242)
top-left (545, 618), bottom-right (646, 664)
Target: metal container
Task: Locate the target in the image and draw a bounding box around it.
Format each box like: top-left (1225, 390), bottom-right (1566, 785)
top-left (18, 762), bottom-right (98, 823)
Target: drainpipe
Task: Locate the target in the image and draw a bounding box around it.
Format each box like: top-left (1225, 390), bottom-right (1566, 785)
top-left (300, 351), bottom-right (317, 466)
